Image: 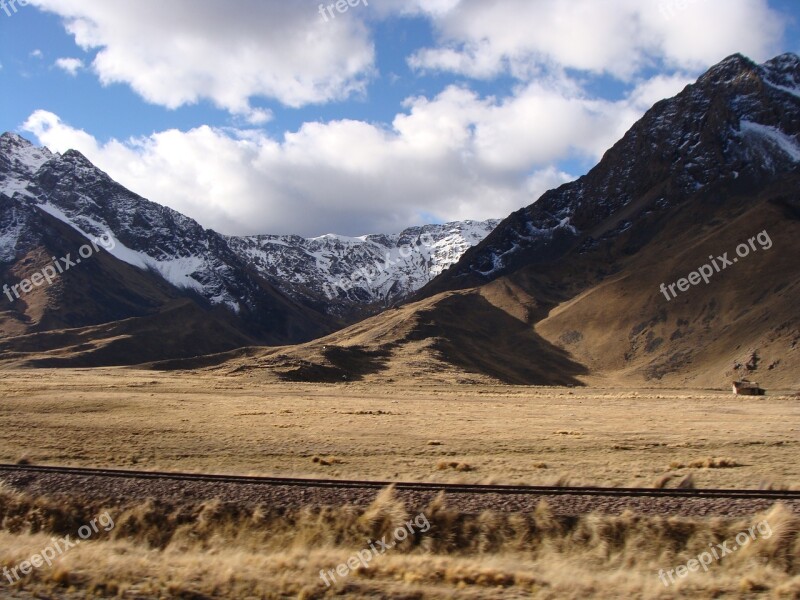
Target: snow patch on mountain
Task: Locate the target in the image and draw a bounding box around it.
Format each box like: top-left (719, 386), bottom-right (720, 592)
top-left (1, 132), bottom-right (54, 174)
top-left (764, 81), bottom-right (800, 100)
top-left (476, 217), bottom-right (577, 277)
top-left (34, 200), bottom-right (220, 304)
top-left (761, 53), bottom-right (800, 100)
top-left (0, 133), bottom-right (56, 200)
top-left (740, 120), bottom-right (800, 163)
top-left (0, 221), bottom-right (25, 263)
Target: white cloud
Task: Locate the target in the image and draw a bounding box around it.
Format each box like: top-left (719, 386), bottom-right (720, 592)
top-left (21, 70), bottom-right (691, 237)
top-left (245, 109), bottom-right (273, 126)
top-left (30, 49), bottom-right (44, 59)
top-left (54, 57), bottom-right (84, 76)
top-left (404, 0), bottom-right (784, 81)
top-left (29, 0), bottom-right (376, 119)
top-left (29, 0), bottom-right (768, 113)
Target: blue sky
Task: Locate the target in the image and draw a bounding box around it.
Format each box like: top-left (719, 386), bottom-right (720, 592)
top-left (1, 0), bottom-right (798, 236)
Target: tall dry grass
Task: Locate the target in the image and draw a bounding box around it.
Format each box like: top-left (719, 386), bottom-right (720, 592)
top-left (0, 483), bottom-right (798, 598)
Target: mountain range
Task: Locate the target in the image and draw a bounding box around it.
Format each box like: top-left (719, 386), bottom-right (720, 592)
top-left (1, 52), bottom-right (799, 388)
top-left (225, 220), bottom-right (499, 322)
top-left (0, 133), bottom-right (498, 365)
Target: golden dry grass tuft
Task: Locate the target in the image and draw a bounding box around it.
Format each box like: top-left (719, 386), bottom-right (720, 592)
top-left (436, 460), bottom-right (475, 472)
top-left (670, 457), bottom-right (742, 470)
top-left (312, 456), bottom-right (342, 467)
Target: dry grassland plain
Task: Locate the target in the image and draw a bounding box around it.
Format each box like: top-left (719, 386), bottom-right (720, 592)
top-left (0, 369), bottom-right (797, 488)
top-left (0, 368), bottom-right (798, 599)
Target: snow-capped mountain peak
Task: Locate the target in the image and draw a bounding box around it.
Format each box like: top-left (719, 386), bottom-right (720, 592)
top-left (225, 219), bottom-right (500, 318)
top-left (0, 132), bottom-right (54, 174)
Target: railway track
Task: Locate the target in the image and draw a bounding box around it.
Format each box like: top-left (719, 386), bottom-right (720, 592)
top-left (1, 463), bottom-right (797, 501)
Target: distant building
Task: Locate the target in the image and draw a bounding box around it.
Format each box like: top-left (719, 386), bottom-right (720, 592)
top-left (732, 380), bottom-right (766, 396)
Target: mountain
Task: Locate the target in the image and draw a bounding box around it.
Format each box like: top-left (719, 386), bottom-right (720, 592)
top-left (0, 133), bottom-right (497, 366)
top-left (194, 53), bottom-right (800, 389)
top-left (421, 53), bottom-right (800, 294)
top-left (413, 52), bottom-right (800, 388)
top-left (0, 133), bottom-right (336, 365)
top-left (225, 220), bottom-right (499, 321)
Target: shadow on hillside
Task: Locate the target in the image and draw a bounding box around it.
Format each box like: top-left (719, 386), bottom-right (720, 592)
top-left (407, 293), bottom-right (589, 386)
top-left (278, 345), bottom-right (392, 383)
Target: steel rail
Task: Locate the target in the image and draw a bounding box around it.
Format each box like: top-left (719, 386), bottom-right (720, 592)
top-left (1, 464), bottom-right (798, 500)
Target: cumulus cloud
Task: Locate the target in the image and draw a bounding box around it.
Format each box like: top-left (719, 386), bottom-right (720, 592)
top-left (28, 0), bottom-right (376, 120)
top-left (30, 0), bottom-right (775, 113)
top-left (21, 69), bottom-right (693, 237)
top-left (405, 0), bottom-right (784, 80)
top-left (54, 57), bottom-right (84, 76)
